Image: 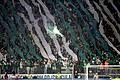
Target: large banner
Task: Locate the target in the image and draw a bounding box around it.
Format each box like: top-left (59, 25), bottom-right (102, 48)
top-left (7, 74), bottom-right (72, 79)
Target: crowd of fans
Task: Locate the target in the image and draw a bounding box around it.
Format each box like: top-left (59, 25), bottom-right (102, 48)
top-left (43, 0), bottom-right (120, 64)
top-left (0, 0), bottom-right (120, 78)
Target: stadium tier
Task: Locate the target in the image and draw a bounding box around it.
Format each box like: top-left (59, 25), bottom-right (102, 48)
top-left (0, 0), bottom-right (120, 79)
